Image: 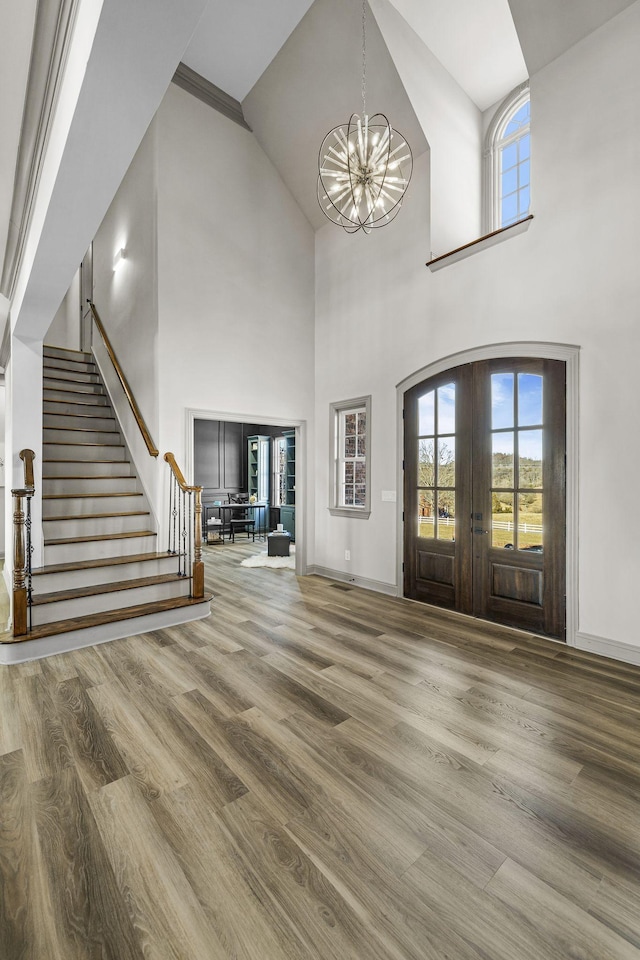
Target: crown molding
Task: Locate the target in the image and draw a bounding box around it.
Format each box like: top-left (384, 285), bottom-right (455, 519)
top-left (1, 0), bottom-right (81, 301)
top-left (172, 63), bottom-right (251, 131)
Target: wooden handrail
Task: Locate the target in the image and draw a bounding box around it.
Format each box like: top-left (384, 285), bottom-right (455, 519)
top-left (20, 448), bottom-right (35, 490)
top-left (88, 301), bottom-right (159, 457)
top-left (164, 452), bottom-right (201, 493)
top-left (164, 453), bottom-right (204, 599)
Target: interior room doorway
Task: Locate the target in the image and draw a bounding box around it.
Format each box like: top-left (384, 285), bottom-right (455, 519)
top-left (188, 412), bottom-right (304, 573)
top-left (403, 357), bottom-right (566, 640)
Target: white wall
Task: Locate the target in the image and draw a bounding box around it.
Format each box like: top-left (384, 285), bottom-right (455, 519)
top-left (93, 119), bottom-right (161, 512)
top-left (369, 0), bottom-right (482, 255)
top-left (46, 268), bottom-right (80, 349)
top-left (155, 85), bottom-right (315, 557)
top-left (314, 3), bottom-right (640, 657)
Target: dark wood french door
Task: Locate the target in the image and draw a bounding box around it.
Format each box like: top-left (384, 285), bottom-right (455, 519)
top-left (403, 358), bottom-right (566, 640)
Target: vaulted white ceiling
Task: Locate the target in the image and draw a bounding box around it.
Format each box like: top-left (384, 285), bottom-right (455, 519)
top-left (183, 0), bottom-right (638, 114)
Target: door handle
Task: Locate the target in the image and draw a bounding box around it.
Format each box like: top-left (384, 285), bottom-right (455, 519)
top-left (473, 527), bottom-right (488, 534)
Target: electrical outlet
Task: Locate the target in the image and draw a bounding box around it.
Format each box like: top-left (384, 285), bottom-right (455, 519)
top-left (345, 550), bottom-right (351, 561)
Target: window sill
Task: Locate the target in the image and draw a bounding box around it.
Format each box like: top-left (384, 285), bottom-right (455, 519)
top-left (426, 215), bottom-right (533, 272)
top-left (329, 507), bottom-right (371, 520)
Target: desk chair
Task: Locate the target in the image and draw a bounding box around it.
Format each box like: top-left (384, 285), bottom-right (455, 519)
top-left (228, 493), bottom-right (254, 542)
top-left (229, 517), bottom-right (255, 542)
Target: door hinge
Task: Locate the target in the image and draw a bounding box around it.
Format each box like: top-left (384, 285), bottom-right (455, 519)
top-left (402, 408), bottom-right (405, 419)
top-left (402, 511), bottom-right (405, 522)
top-left (402, 562), bottom-right (405, 572)
top-left (402, 460), bottom-right (405, 471)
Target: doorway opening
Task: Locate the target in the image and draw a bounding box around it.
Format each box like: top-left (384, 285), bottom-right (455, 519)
top-left (187, 411), bottom-right (304, 575)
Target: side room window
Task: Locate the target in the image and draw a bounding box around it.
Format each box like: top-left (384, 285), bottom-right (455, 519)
top-left (329, 396), bottom-right (371, 518)
top-left (484, 83), bottom-right (530, 232)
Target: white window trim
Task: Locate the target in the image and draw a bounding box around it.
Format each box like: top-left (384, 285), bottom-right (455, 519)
top-left (483, 81), bottom-right (530, 234)
top-left (329, 395), bottom-right (371, 519)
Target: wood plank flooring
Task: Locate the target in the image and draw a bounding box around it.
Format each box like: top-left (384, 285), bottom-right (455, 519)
top-left (2, 541), bottom-right (640, 959)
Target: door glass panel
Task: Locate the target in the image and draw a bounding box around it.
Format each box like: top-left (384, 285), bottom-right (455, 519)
top-left (437, 492), bottom-right (455, 541)
top-left (437, 383), bottom-right (456, 433)
top-left (518, 493), bottom-right (543, 551)
top-left (491, 373), bottom-right (514, 429)
top-left (437, 437), bottom-right (455, 487)
top-left (418, 391), bottom-right (435, 436)
top-left (492, 433), bottom-right (514, 488)
top-left (418, 491), bottom-right (434, 538)
top-left (492, 492), bottom-right (514, 548)
top-left (519, 429), bottom-right (542, 487)
top-left (518, 374), bottom-right (543, 426)
top-left (418, 440), bottom-right (435, 487)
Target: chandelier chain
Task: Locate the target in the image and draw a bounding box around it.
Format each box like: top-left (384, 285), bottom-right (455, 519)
top-left (361, 0), bottom-right (366, 118)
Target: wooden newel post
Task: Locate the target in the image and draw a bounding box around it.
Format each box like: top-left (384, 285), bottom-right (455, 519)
top-left (192, 486), bottom-right (204, 599)
top-left (12, 489), bottom-right (28, 636)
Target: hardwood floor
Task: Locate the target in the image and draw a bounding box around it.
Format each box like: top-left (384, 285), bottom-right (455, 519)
top-left (2, 541), bottom-right (640, 959)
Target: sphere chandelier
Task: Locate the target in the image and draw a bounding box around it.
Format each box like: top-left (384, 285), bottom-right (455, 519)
top-left (317, 0), bottom-right (413, 234)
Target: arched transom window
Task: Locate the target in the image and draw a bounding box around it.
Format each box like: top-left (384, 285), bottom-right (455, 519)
top-left (485, 83), bottom-right (530, 232)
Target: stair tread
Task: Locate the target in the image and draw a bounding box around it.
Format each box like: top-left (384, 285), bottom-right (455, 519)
top-left (43, 491), bottom-right (140, 498)
top-left (32, 552), bottom-right (183, 575)
top-left (44, 426), bottom-right (119, 433)
top-left (11, 596), bottom-right (211, 642)
top-left (43, 477), bottom-right (135, 482)
top-left (45, 530), bottom-right (156, 546)
top-left (44, 398), bottom-right (109, 407)
top-left (44, 362), bottom-right (96, 373)
top-left (43, 459), bottom-right (130, 464)
top-left (44, 511), bottom-right (150, 521)
top-left (43, 386), bottom-right (105, 396)
top-left (44, 345), bottom-right (91, 358)
top-left (43, 441), bottom-right (124, 447)
top-left (33, 573), bottom-right (186, 605)
top-left (43, 413), bottom-right (115, 420)
top-left (43, 367), bottom-right (98, 377)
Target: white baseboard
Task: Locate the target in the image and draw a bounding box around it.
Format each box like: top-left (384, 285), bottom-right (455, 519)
top-left (574, 630), bottom-right (640, 667)
top-left (307, 565), bottom-right (398, 597)
top-left (0, 600), bottom-right (212, 664)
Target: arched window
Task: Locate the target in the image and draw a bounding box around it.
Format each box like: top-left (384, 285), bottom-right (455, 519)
top-left (484, 83), bottom-right (530, 232)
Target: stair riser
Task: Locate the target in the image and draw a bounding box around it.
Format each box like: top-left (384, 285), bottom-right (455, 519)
top-left (43, 443), bottom-right (126, 460)
top-left (43, 346), bottom-right (91, 363)
top-left (43, 514), bottom-right (151, 539)
top-left (32, 556), bottom-right (184, 592)
top-left (43, 460), bottom-right (133, 477)
top-left (44, 534), bottom-right (157, 565)
top-left (43, 427), bottom-right (122, 445)
top-left (31, 579), bottom-right (190, 626)
top-left (44, 413), bottom-right (116, 430)
top-left (43, 366), bottom-right (98, 384)
top-left (42, 356), bottom-right (96, 374)
top-left (43, 494), bottom-right (143, 516)
top-left (44, 388), bottom-right (109, 405)
top-left (43, 376), bottom-right (103, 392)
top-left (44, 400), bottom-right (112, 417)
top-left (44, 477), bottom-right (139, 495)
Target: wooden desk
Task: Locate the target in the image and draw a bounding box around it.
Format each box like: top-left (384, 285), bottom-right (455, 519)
top-left (204, 502), bottom-right (268, 540)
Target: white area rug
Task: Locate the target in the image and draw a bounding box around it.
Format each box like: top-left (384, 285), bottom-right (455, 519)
top-left (240, 550), bottom-right (295, 570)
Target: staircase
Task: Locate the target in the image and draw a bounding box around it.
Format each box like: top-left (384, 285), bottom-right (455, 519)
top-left (2, 344), bottom-right (211, 663)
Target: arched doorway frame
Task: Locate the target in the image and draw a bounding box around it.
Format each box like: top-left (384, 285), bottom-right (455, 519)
top-left (396, 341), bottom-right (579, 647)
